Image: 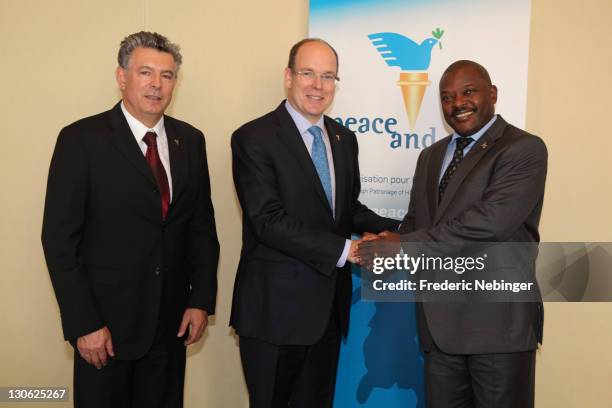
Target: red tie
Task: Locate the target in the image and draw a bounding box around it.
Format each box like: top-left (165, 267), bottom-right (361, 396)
top-left (143, 131), bottom-right (170, 219)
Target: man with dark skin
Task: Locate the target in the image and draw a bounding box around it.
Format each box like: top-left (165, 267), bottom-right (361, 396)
top-left (360, 60), bottom-right (547, 408)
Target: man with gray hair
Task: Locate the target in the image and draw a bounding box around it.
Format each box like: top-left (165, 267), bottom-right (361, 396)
top-left (42, 31), bottom-right (219, 407)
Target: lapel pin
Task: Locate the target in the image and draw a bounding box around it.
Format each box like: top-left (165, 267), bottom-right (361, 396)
top-left (336, 134), bottom-right (340, 141)
top-left (174, 138), bottom-right (180, 146)
top-left (481, 142), bottom-right (488, 149)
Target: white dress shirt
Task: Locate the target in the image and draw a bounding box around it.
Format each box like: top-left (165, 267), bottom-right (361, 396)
top-left (121, 102), bottom-right (173, 201)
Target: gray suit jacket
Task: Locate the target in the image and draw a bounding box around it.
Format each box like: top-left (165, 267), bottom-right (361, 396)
top-left (399, 115), bottom-right (547, 354)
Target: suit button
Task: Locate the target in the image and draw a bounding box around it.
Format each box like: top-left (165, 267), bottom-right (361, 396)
top-left (153, 187), bottom-right (159, 193)
top-left (155, 267), bottom-right (161, 276)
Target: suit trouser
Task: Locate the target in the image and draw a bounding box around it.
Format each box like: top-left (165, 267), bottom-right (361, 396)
top-left (424, 342), bottom-right (536, 408)
top-left (239, 311), bottom-right (341, 408)
top-left (73, 334), bottom-right (186, 408)
top-left (73, 293), bottom-right (187, 408)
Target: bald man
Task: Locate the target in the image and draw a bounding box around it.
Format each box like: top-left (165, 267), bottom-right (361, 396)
top-left (230, 38), bottom-right (399, 407)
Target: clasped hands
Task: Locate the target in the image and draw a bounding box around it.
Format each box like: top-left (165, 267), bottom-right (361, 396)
top-left (347, 230), bottom-right (401, 266)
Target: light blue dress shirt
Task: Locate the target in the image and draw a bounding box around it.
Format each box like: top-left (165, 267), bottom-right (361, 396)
top-left (439, 115), bottom-right (498, 183)
top-left (284, 100), bottom-right (351, 267)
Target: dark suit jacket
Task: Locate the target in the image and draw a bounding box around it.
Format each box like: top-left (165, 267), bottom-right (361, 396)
top-left (400, 115), bottom-right (547, 354)
top-left (42, 102), bottom-right (219, 360)
top-left (230, 101), bottom-right (399, 345)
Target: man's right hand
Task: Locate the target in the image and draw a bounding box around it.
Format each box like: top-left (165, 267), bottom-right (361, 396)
top-left (76, 326), bottom-right (114, 369)
top-left (347, 239), bottom-right (362, 264)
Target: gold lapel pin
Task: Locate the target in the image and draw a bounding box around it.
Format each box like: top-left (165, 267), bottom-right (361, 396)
top-left (174, 138), bottom-right (180, 146)
top-left (481, 142), bottom-right (488, 149)
top-left (336, 134), bottom-right (340, 141)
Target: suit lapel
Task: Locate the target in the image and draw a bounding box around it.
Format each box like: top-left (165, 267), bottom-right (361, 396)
top-left (164, 118), bottom-right (188, 212)
top-left (325, 117), bottom-right (345, 223)
top-left (434, 116), bottom-right (508, 224)
top-left (274, 103), bottom-right (334, 219)
top-left (426, 138), bottom-right (449, 223)
top-left (107, 103), bottom-right (156, 187)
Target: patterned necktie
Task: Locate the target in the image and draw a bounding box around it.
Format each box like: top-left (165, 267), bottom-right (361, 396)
top-left (143, 131), bottom-right (170, 219)
top-left (308, 125), bottom-right (333, 211)
top-left (438, 136), bottom-right (473, 202)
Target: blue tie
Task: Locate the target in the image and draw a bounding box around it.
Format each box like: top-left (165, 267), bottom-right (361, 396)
top-left (308, 125), bottom-right (333, 211)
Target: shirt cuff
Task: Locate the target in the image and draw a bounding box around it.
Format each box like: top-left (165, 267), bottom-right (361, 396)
top-left (336, 239), bottom-right (352, 267)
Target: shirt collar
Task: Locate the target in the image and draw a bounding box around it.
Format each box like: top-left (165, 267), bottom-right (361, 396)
top-left (120, 101), bottom-right (165, 139)
top-left (450, 114), bottom-right (497, 145)
top-left (284, 100), bottom-right (325, 135)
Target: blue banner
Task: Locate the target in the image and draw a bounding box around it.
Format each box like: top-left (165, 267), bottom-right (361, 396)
top-left (309, 0), bottom-right (532, 406)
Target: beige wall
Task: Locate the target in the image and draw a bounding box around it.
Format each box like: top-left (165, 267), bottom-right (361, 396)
top-left (527, 0), bottom-right (612, 405)
top-left (0, 0), bottom-right (610, 406)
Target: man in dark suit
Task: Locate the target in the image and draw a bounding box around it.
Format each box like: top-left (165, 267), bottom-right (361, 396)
top-left (41, 31), bottom-right (219, 408)
top-left (230, 38), bottom-right (399, 407)
top-left (360, 60), bottom-right (547, 408)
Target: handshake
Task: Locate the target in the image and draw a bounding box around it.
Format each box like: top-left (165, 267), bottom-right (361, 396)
top-left (347, 230), bottom-right (401, 265)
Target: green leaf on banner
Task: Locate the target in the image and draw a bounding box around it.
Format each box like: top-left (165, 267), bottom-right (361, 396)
top-left (432, 28), bottom-right (444, 50)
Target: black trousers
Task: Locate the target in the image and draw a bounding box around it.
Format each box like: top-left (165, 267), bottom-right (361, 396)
top-left (73, 332), bottom-right (186, 408)
top-left (239, 312), bottom-right (341, 408)
top-left (424, 343), bottom-right (536, 408)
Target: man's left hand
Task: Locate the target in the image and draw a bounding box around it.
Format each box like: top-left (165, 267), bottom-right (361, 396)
top-left (177, 308), bottom-right (209, 346)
